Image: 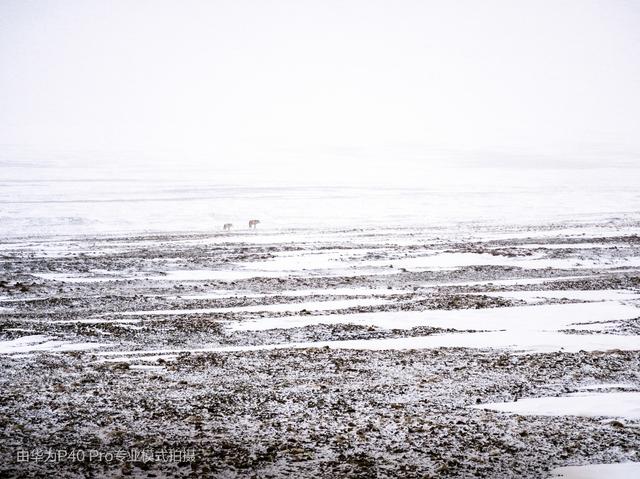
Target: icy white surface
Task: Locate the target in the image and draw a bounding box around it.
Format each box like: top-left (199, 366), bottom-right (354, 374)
top-left (92, 285), bottom-right (640, 358)
top-left (39, 262), bottom-right (397, 283)
top-left (0, 296), bottom-right (45, 303)
top-left (550, 462), bottom-right (640, 479)
top-left (96, 331), bottom-right (640, 362)
top-left (131, 245), bottom-right (640, 286)
top-left (22, 223), bottom-right (640, 286)
top-left (516, 242), bottom-right (629, 249)
top-left (477, 225), bottom-right (640, 242)
top-left (0, 335), bottom-right (105, 354)
top-left (431, 275), bottom-right (602, 288)
top-left (116, 298), bottom-right (391, 316)
top-left (228, 301), bottom-right (640, 332)
top-left (150, 269), bottom-right (291, 281)
top-left (263, 331), bottom-right (640, 354)
top-left (365, 252), bottom-right (640, 271)
top-left (55, 318), bottom-right (142, 324)
top-left (178, 287), bottom-right (406, 300)
top-left (3, 158), bottom-right (640, 237)
top-left (479, 290), bottom-right (640, 303)
top-left (33, 273), bottom-right (127, 283)
top-left (472, 392), bottom-right (640, 419)
top-left (144, 301), bottom-right (640, 355)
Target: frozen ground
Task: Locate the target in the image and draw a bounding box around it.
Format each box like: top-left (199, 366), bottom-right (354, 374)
top-left (1, 220), bottom-right (640, 477)
top-left (550, 462), bottom-right (640, 478)
top-left (472, 392), bottom-right (640, 419)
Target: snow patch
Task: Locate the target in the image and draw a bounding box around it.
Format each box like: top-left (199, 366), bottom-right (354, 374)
top-left (550, 463), bottom-right (640, 479)
top-left (471, 392), bottom-right (640, 419)
top-left (227, 301), bottom-right (640, 333)
top-left (0, 335), bottom-right (107, 354)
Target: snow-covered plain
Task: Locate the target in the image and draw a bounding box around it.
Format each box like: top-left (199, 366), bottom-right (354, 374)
top-left (2, 160), bottom-right (640, 237)
top-left (472, 392), bottom-right (640, 419)
top-left (0, 334), bottom-right (105, 354)
top-left (550, 462), bottom-right (640, 479)
top-left (477, 289), bottom-right (640, 303)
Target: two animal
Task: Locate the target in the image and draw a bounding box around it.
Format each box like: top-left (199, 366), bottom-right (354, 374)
top-left (223, 220), bottom-right (260, 231)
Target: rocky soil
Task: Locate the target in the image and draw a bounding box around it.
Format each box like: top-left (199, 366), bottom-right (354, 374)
top-left (1, 224), bottom-right (639, 477)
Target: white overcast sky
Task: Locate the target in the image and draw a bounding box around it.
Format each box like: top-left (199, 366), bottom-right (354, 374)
top-left (1, 0), bottom-right (639, 169)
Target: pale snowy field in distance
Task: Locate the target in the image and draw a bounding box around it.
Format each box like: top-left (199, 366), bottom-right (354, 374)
top-left (551, 462), bottom-right (640, 479)
top-left (2, 155), bottom-right (640, 237)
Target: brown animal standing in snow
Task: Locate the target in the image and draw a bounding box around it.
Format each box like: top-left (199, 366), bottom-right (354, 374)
top-left (248, 219), bottom-right (260, 229)
top-left (223, 223), bottom-right (233, 231)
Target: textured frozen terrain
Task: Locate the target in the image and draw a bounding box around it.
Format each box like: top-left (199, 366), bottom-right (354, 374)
top-left (1, 217), bottom-right (640, 477)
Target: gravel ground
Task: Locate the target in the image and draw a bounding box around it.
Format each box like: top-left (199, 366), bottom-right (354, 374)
top-left (1, 224), bottom-right (639, 478)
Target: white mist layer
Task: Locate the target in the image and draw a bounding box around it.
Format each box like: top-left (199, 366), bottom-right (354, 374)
top-left (2, 160), bottom-right (640, 238)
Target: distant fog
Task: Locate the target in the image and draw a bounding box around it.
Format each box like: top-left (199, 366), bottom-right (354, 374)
top-left (1, 0), bottom-right (639, 175)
